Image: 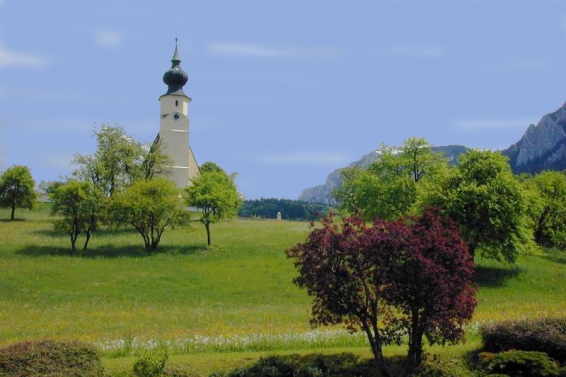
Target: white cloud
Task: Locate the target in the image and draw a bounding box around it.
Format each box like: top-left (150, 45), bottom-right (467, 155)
top-left (93, 30), bottom-right (123, 48)
top-left (208, 42), bottom-right (340, 59)
top-left (0, 40), bottom-right (46, 68)
top-left (257, 152), bottom-right (350, 165)
top-left (453, 118), bottom-right (535, 131)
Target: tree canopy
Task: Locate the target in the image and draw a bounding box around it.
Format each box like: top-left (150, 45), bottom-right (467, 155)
top-left (286, 209), bottom-right (476, 374)
top-left (0, 165), bottom-right (37, 220)
top-left (334, 137), bottom-right (450, 221)
top-left (72, 124), bottom-right (170, 197)
top-left (50, 180), bottom-right (103, 251)
top-left (426, 149), bottom-right (537, 263)
top-left (107, 178), bottom-right (188, 249)
top-left (184, 163), bottom-right (242, 246)
top-left (520, 170), bottom-right (566, 247)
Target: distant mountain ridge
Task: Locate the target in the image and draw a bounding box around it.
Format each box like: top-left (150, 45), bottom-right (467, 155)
top-left (299, 102), bottom-right (566, 205)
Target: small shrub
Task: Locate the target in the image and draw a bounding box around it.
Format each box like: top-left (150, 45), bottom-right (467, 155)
top-left (480, 318), bottom-right (566, 362)
top-left (132, 347), bottom-right (169, 377)
top-left (480, 350), bottom-right (559, 376)
top-left (0, 339), bottom-right (106, 377)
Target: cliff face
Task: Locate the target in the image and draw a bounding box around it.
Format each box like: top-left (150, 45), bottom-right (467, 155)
top-left (298, 146), bottom-right (467, 205)
top-left (503, 103), bottom-right (566, 174)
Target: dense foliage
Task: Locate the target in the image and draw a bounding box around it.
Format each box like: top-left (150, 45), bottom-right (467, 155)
top-left (213, 354), bottom-right (376, 377)
top-left (334, 137), bottom-right (542, 263)
top-left (72, 124), bottom-right (171, 198)
top-left (479, 350), bottom-right (560, 377)
top-left (0, 165), bottom-right (37, 220)
top-left (107, 178), bottom-right (189, 249)
top-left (426, 149), bottom-right (537, 263)
top-left (48, 124), bottom-right (186, 250)
top-left (480, 318), bottom-right (566, 363)
top-left (286, 209), bottom-right (477, 374)
top-left (0, 340), bottom-right (106, 377)
top-left (334, 137), bottom-right (450, 221)
top-left (239, 198), bottom-right (330, 220)
top-left (520, 171), bottom-right (566, 247)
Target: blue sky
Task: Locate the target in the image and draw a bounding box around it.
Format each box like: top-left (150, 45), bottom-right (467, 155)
top-left (1, 1), bottom-right (565, 200)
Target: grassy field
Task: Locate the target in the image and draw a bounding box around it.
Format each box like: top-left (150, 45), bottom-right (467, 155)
top-left (0, 205), bottom-right (565, 375)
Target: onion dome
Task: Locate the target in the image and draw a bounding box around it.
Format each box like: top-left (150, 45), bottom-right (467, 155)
top-left (163, 39), bottom-right (188, 96)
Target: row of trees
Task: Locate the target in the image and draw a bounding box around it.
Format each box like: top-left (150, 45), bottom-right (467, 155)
top-left (286, 137), bottom-right (566, 374)
top-left (1, 124), bottom-right (241, 250)
top-left (238, 198), bottom-right (330, 221)
top-left (334, 137), bottom-right (566, 262)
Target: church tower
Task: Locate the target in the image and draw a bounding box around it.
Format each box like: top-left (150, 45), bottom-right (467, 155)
top-left (158, 39), bottom-right (200, 187)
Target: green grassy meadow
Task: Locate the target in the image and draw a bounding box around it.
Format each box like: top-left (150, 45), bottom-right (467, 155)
top-left (1, 205), bottom-right (565, 376)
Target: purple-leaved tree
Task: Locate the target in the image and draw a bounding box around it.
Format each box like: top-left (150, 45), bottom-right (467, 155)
top-left (286, 208), bottom-right (477, 376)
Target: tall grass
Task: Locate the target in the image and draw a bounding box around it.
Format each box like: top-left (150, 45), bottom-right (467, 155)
top-left (1, 205), bottom-right (565, 365)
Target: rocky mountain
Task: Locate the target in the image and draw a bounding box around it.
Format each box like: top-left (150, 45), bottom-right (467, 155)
top-left (503, 102), bottom-right (566, 174)
top-left (299, 102), bottom-right (566, 205)
top-left (298, 145), bottom-right (467, 205)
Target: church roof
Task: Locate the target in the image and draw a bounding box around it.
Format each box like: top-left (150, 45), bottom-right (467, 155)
top-left (162, 39), bottom-right (189, 96)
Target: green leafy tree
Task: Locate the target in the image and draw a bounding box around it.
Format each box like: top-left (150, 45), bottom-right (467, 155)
top-left (426, 149), bottom-right (537, 263)
top-left (334, 137), bottom-right (450, 221)
top-left (520, 171), bottom-right (566, 247)
top-left (50, 180), bottom-right (103, 251)
top-left (72, 124), bottom-right (170, 197)
top-left (184, 163), bottom-right (242, 246)
top-left (333, 166), bottom-right (376, 216)
top-left (107, 178), bottom-right (188, 249)
top-left (0, 165), bottom-right (37, 220)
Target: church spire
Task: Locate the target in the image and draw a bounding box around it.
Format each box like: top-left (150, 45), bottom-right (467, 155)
top-left (172, 38), bottom-right (180, 63)
top-left (162, 38), bottom-right (188, 96)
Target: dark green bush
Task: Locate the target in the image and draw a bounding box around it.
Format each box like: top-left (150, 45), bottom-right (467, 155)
top-left (243, 356), bottom-right (295, 377)
top-left (210, 354), bottom-right (380, 377)
top-left (480, 318), bottom-right (566, 362)
top-left (0, 339), bottom-right (106, 377)
top-left (479, 350), bottom-right (559, 377)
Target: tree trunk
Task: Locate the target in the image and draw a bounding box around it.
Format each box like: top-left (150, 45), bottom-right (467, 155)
top-left (407, 308), bottom-right (423, 370)
top-left (205, 222), bottom-right (211, 246)
top-left (70, 232), bottom-right (77, 252)
top-left (10, 205), bottom-right (15, 220)
top-left (83, 230), bottom-right (91, 250)
top-left (360, 321), bottom-right (391, 377)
